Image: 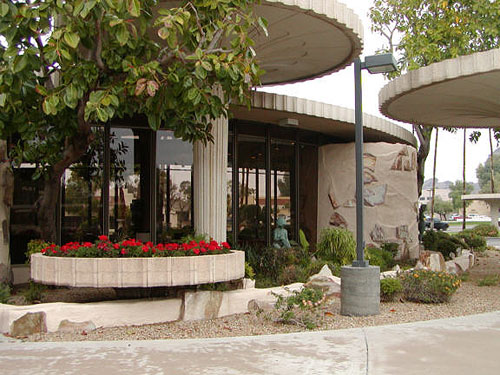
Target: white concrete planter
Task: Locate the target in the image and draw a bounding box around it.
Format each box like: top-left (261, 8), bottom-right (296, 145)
top-left (30, 251), bottom-right (245, 288)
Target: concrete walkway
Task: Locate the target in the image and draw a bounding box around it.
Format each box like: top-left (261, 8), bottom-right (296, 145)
top-left (1, 311), bottom-right (499, 374)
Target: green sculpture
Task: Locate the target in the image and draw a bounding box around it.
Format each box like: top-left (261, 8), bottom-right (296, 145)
top-left (273, 217), bottom-right (291, 248)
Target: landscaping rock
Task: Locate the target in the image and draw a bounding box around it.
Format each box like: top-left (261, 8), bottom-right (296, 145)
top-left (419, 251), bottom-right (446, 272)
top-left (57, 320), bottom-right (96, 333)
top-left (181, 291), bottom-right (223, 321)
top-left (304, 265), bottom-right (341, 297)
top-left (453, 250), bottom-right (475, 273)
top-left (242, 278), bottom-right (255, 289)
top-left (10, 312), bottom-right (47, 337)
top-left (380, 265), bottom-right (401, 279)
top-left (414, 260), bottom-right (425, 270)
top-left (445, 261), bottom-right (460, 275)
top-left (247, 298), bottom-right (275, 312)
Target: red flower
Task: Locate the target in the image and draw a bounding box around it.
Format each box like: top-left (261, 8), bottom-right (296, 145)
top-left (98, 235), bottom-right (108, 241)
top-left (193, 248), bottom-right (200, 255)
top-left (142, 245), bottom-right (149, 252)
top-left (221, 242), bottom-right (230, 249)
top-left (113, 243), bottom-right (120, 249)
top-left (120, 249), bottom-right (127, 255)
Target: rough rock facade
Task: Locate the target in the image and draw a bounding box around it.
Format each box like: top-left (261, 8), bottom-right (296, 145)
top-left (318, 142), bottom-right (419, 259)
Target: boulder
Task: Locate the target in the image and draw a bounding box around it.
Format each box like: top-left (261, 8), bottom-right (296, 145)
top-left (304, 265), bottom-right (341, 297)
top-left (445, 261), bottom-right (460, 275)
top-left (380, 265), bottom-right (401, 279)
top-left (242, 278), bottom-right (256, 289)
top-left (247, 298), bottom-right (275, 312)
top-left (419, 251), bottom-right (446, 272)
top-left (453, 250), bottom-right (475, 273)
top-left (181, 291), bottom-right (223, 321)
top-left (57, 320), bottom-right (96, 333)
top-left (10, 312), bottom-right (47, 337)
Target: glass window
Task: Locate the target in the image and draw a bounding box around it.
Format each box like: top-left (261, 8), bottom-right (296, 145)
top-left (237, 135), bottom-right (266, 245)
top-left (271, 139), bottom-right (296, 241)
top-left (10, 165), bottom-right (43, 264)
top-left (156, 130), bottom-right (193, 242)
top-left (61, 128), bottom-right (104, 243)
top-left (109, 127), bottom-right (152, 241)
top-left (299, 144), bottom-right (318, 247)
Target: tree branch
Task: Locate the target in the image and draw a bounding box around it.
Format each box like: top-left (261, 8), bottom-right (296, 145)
top-left (94, 12), bottom-right (106, 71)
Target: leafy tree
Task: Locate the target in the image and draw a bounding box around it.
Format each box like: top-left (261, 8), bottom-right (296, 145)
top-left (476, 153), bottom-right (500, 193)
top-left (369, 0), bottom-right (500, 197)
top-left (448, 180), bottom-right (474, 212)
top-left (0, 0), bottom-right (265, 241)
top-left (431, 196), bottom-right (453, 220)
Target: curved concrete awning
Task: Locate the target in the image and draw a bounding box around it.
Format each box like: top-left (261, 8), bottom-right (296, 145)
top-left (379, 49), bottom-right (500, 127)
top-left (157, 0), bottom-right (363, 85)
top-left (231, 92), bottom-right (417, 146)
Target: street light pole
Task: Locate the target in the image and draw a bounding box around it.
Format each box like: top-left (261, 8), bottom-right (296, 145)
top-left (353, 58), bottom-right (368, 267)
top-left (341, 53), bottom-right (397, 316)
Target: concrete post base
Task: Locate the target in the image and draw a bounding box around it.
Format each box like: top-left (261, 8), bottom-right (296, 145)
top-left (340, 265), bottom-right (380, 316)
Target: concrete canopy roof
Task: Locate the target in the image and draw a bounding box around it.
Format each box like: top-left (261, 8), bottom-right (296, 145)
top-left (231, 92), bottom-right (417, 146)
top-left (157, 0), bottom-right (363, 85)
top-left (379, 49), bottom-right (500, 127)
top-left (462, 193), bottom-right (500, 202)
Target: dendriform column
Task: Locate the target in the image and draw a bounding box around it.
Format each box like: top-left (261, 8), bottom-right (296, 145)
top-left (193, 109), bottom-right (228, 242)
top-left (489, 201), bottom-right (500, 231)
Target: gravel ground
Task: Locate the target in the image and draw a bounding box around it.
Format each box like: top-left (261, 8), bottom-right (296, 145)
top-left (25, 250), bottom-right (500, 342)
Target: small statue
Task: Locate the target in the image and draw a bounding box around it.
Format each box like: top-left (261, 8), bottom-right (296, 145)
top-left (273, 217), bottom-right (291, 248)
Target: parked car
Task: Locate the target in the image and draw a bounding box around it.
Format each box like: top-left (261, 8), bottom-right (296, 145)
top-left (425, 218), bottom-right (449, 231)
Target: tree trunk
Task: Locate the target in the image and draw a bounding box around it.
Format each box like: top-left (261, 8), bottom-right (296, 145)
top-left (36, 101), bottom-right (92, 242)
top-left (430, 128), bottom-right (438, 229)
top-left (462, 129), bottom-right (466, 231)
top-left (414, 125), bottom-right (433, 198)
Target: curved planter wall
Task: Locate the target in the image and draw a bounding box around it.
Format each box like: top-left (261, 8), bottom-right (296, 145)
top-left (31, 251), bottom-right (245, 288)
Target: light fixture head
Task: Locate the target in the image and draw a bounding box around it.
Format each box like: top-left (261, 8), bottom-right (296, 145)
top-left (278, 118), bottom-right (299, 127)
top-left (363, 53), bottom-right (398, 74)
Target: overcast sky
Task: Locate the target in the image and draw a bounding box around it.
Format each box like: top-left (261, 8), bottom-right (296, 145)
top-left (259, 0), bottom-right (493, 184)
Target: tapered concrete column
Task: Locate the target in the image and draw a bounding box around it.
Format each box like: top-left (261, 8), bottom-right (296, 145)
top-left (489, 202), bottom-right (500, 230)
top-left (193, 115), bottom-right (228, 242)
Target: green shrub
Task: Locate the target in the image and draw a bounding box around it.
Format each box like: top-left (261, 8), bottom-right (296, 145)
top-left (244, 245), bottom-right (312, 286)
top-left (244, 262), bottom-right (255, 280)
top-left (401, 270), bottom-right (461, 303)
top-left (0, 283), bottom-right (10, 304)
top-left (381, 242), bottom-right (399, 257)
top-left (316, 227), bottom-right (356, 265)
top-left (435, 238), bottom-right (459, 259)
top-left (422, 230), bottom-right (468, 259)
top-left (25, 239), bottom-right (49, 264)
top-left (472, 223), bottom-right (499, 237)
top-left (365, 246), bottom-right (395, 272)
top-left (477, 274), bottom-right (500, 287)
top-left (299, 229), bottom-right (310, 252)
top-left (380, 278), bottom-right (403, 302)
top-left (273, 287), bottom-right (325, 329)
top-left (456, 229), bottom-right (486, 250)
top-left (22, 281), bottom-right (46, 304)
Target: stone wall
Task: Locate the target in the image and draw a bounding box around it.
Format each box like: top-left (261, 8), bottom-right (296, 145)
top-left (317, 142), bottom-right (419, 259)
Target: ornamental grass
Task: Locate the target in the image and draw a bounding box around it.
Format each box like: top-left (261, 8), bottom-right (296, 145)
top-left (41, 235), bottom-right (232, 258)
